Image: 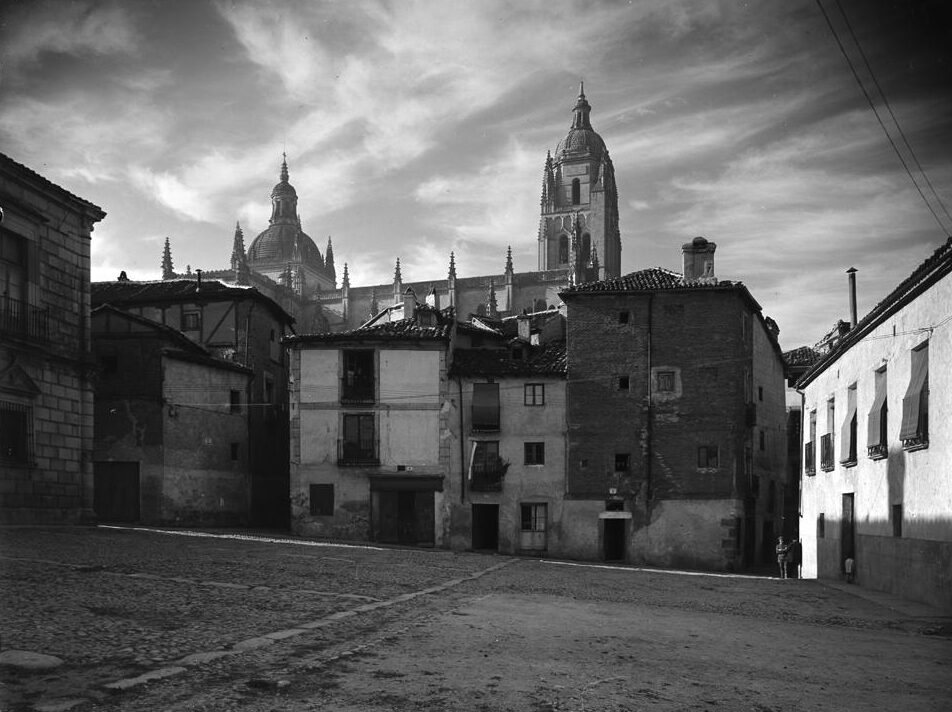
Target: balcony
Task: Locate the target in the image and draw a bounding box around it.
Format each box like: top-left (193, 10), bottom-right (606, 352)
top-left (820, 433), bottom-right (834, 472)
top-left (867, 443), bottom-right (887, 460)
top-left (470, 405), bottom-right (500, 432)
top-left (0, 296), bottom-right (49, 342)
top-left (804, 441), bottom-right (815, 476)
top-left (340, 377), bottom-right (375, 405)
top-left (470, 467), bottom-right (505, 492)
top-left (337, 439), bottom-right (379, 466)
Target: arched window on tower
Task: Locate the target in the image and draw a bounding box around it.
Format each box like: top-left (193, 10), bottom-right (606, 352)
top-left (572, 179), bottom-right (581, 205)
top-left (558, 235), bottom-right (569, 264)
top-left (581, 233), bottom-right (591, 265)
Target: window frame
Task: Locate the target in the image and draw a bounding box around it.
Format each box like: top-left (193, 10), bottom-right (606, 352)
top-left (0, 400), bottom-right (34, 467)
top-left (697, 445), bottom-right (719, 469)
top-left (524, 383), bottom-right (545, 406)
top-left (524, 441), bottom-right (545, 466)
top-left (309, 483), bottom-right (335, 516)
top-left (656, 370), bottom-right (675, 393)
top-left (614, 453), bottom-right (631, 472)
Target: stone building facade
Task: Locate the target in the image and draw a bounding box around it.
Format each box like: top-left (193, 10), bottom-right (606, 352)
top-left (559, 238), bottom-right (787, 569)
top-left (798, 238), bottom-right (951, 612)
top-left (0, 153), bottom-right (105, 524)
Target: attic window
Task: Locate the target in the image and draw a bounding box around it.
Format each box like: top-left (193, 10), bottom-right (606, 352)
top-left (618, 311), bottom-right (629, 324)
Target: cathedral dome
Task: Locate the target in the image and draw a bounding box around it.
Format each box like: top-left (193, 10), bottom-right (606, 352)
top-left (247, 224), bottom-right (324, 269)
top-left (556, 83), bottom-right (606, 160)
top-left (246, 155), bottom-right (325, 273)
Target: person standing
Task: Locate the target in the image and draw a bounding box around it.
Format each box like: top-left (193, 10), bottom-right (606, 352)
top-left (775, 536), bottom-right (789, 579)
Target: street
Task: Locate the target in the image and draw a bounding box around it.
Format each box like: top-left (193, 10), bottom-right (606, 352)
top-left (1, 526), bottom-right (950, 711)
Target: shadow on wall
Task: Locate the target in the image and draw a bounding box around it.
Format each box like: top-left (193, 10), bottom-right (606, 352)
top-left (815, 513), bottom-right (952, 614)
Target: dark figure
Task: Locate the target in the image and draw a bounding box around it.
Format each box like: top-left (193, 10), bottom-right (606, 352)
top-left (775, 536), bottom-right (790, 579)
top-left (787, 539), bottom-right (802, 579)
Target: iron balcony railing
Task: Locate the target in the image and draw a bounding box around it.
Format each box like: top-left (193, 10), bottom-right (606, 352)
top-left (340, 378), bottom-right (375, 405)
top-left (804, 441), bottom-right (816, 476)
top-left (337, 439), bottom-right (379, 466)
top-left (0, 296), bottom-right (49, 342)
top-left (820, 433), bottom-right (835, 472)
top-left (470, 467), bottom-right (505, 492)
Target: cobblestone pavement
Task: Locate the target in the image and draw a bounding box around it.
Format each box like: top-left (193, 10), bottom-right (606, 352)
top-left (1, 526), bottom-right (950, 711)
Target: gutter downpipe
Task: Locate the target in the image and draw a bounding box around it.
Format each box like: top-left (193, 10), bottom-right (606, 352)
top-left (457, 375), bottom-right (466, 505)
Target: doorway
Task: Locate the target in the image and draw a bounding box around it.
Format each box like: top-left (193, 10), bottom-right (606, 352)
top-left (472, 503), bottom-right (499, 551)
top-left (603, 519), bottom-right (626, 561)
top-left (841, 493), bottom-right (855, 572)
top-left (377, 491), bottom-right (435, 546)
top-left (93, 461), bottom-right (140, 522)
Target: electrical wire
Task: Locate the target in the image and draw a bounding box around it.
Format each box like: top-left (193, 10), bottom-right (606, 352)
top-left (815, 0), bottom-right (952, 235)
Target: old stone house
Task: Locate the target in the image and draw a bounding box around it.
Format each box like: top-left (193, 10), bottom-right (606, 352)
top-left (0, 153), bottom-right (105, 524)
top-left (92, 305), bottom-right (253, 525)
top-left (559, 238), bottom-right (788, 569)
top-left (91, 276), bottom-right (294, 526)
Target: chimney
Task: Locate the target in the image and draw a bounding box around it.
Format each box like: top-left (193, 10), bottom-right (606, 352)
top-left (681, 237), bottom-right (717, 283)
top-left (426, 287), bottom-right (439, 310)
top-left (516, 314), bottom-right (531, 342)
top-left (195, 268), bottom-right (202, 291)
top-left (403, 287), bottom-right (417, 320)
top-left (847, 267), bottom-right (857, 328)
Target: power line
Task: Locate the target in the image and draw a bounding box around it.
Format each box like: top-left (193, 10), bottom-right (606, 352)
top-left (815, 0), bottom-right (952, 235)
top-left (832, 0), bottom-right (952, 227)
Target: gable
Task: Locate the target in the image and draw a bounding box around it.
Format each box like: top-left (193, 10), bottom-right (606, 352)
top-left (0, 362), bottom-right (41, 398)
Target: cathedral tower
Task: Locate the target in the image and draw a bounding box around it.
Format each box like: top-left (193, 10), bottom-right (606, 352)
top-left (538, 84), bottom-right (621, 280)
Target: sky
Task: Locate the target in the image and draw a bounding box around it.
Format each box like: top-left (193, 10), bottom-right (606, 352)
top-left (1, 0), bottom-right (950, 351)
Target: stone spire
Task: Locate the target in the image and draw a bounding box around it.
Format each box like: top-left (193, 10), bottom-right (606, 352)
top-left (448, 252), bottom-right (457, 280)
top-left (342, 262), bottom-right (350, 289)
top-left (230, 222), bottom-right (246, 271)
top-left (447, 252), bottom-right (457, 309)
top-left (269, 154), bottom-right (298, 226)
top-left (280, 151), bottom-right (289, 182)
top-left (541, 151), bottom-right (555, 208)
top-left (161, 236), bottom-right (174, 280)
top-left (325, 236), bottom-right (336, 283)
top-left (505, 246), bottom-right (513, 275)
top-left (392, 258), bottom-right (402, 304)
top-left (571, 80), bottom-right (592, 130)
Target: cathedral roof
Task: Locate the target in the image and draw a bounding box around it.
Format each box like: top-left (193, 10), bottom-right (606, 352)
top-left (555, 83), bottom-right (607, 161)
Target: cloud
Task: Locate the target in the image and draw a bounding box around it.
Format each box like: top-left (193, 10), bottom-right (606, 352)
top-left (1, 1), bottom-right (140, 69)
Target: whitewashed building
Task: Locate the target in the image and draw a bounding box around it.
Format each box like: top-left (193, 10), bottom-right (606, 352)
top-left (798, 238), bottom-right (951, 611)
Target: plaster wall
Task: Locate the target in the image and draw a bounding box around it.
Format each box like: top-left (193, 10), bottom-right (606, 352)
top-left (799, 273), bottom-right (951, 611)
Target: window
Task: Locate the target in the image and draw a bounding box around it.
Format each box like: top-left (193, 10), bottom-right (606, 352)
top-left (891, 504), bottom-right (902, 538)
top-left (558, 235), bottom-right (569, 264)
top-left (581, 233), bottom-right (591, 264)
top-left (309, 484), bottom-right (334, 516)
top-left (867, 367), bottom-right (888, 459)
top-left (470, 441), bottom-right (504, 490)
top-left (614, 453), bottom-right (630, 472)
top-left (759, 429), bottom-right (765, 451)
top-left (264, 373), bottom-right (274, 405)
top-left (758, 386), bottom-right (763, 402)
top-left (617, 376), bottom-right (630, 391)
top-left (697, 445), bottom-right (719, 468)
top-left (0, 400), bottom-right (33, 466)
top-left (579, 458), bottom-right (588, 469)
top-left (656, 371), bottom-right (675, 392)
top-left (817, 513), bottom-right (825, 539)
top-left (182, 310), bottom-right (200, 331)
top-left (840, 383), bottom-right (858, 466)
top-left (744, 367), bottom-right (752, 404)
top-left (524, 383), bottom-right (545, 406)
top-left (0, 230), bottom-right (46, 341)
top-left (571, 178), bottom-right (581, 205)
top-left (339, 413), bottom-right (377, 465)
top-left (524, 442), bottom-right (545, 465)
top-left (521, 503), bottom-right (547, 532)
top-left (805, 410), bottom-right (817, 476)
top-left (820, 398), bottom-right (835, 471)
top-left (230, 442), bottom-right (240, 460)
top-left (900, 341), bottom-right (929, 450)
top-left (472, 382), bottom-right (500, 431)
top-left (341, 350), bottom-right (375, 403)
top-left (229, 389), bottom-right (241, 413)
top-left (618, 311), bottom-right (629, 325)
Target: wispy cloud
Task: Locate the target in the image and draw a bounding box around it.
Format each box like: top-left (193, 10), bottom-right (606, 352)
top-left (1, 1), bottom-right (140, 68)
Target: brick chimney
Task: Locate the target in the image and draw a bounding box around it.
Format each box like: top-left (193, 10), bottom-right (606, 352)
top-left (403, 287), bottom-right (417, 320)
top-left (681, 237), bottom-right (717, 284)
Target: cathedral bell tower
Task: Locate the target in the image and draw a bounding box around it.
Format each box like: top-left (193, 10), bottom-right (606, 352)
top-left (538, 83), bottom-right (621, 280)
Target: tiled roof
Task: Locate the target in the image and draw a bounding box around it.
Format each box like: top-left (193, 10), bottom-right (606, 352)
top-left (92, 278), bottom-right (292, 322)
top-left (798, 236), bottom-right (952, 387)
top-left (450, 341), bottom-right (567, 377)
top-left (562, 267), bottom-right (741, 294)
top-left (287, 314), bottom-right (452, 344)
top-left (782, 346), bottom-right (821, 368)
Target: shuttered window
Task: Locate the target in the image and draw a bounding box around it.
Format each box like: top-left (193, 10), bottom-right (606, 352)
top-left (899, 342), bottom-right (929, 448)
